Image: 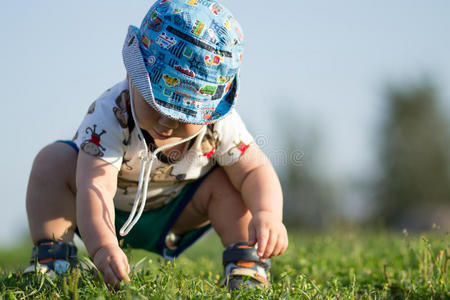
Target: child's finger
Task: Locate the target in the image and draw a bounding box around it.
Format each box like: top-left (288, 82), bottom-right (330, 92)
top-left (278, 235), bottom-right (289, 255)
top-left (123, 257), bottom-right (131, 280)
top-left (102, 265), bottom-right (120, 289)
top-left (111, 259), bottom-right (130, 283)
top-left (272, 235), bottom-right (285, 257)
top-left (271, 227), bottom-right (288, 257)
top-left (247, 223), bottom-right (257, 246)
top-left (263, 231), bottom-right (277, 258)
top-left (120, 256), bottom-right (131, 282)
top-left (256, 228), bottom-right (269, 257)
top-left (279, 233), bottom-right (289, 255)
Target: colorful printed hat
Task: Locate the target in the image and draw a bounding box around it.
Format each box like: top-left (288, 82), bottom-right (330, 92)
top-left (122, 0), bottom-right (244, 124)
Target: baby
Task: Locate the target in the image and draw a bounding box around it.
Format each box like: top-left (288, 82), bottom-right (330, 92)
top-left (25, 0), bottom-right (288, 290)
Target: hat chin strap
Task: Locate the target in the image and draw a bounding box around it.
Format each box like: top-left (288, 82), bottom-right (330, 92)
top-left (119, 79), bottom-right (205, 236)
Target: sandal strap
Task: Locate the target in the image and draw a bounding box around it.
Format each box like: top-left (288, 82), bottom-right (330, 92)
top-left (30, 240), bottom-right (78, 264)
top-left (222, 242), bottom-right (270, 270)
top-left (229, 268), bottom-right (268, 285)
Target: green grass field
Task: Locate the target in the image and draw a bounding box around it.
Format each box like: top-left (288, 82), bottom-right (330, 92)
top-left (0, 229), bottom-right (448, 299)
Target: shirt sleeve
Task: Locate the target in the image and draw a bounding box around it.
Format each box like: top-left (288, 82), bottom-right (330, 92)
top-left (212, 109), bottom-right (254, 166)
top-left (73, 95), bottom-right (126, 170)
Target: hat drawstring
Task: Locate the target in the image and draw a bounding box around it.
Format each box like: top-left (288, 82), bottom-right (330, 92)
top-left (119, 80), bottom-right (205, 236)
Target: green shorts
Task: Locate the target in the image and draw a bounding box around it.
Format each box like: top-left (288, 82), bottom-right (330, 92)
top-left (114, 175), bottom-right (212, 259)
top-left (59, 140), bottom-right (213, 259)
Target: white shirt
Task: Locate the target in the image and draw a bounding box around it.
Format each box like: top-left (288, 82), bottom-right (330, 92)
top-left (73, 79), bottom-right (254, 211)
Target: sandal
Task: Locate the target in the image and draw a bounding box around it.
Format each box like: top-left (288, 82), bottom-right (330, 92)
top-left (222, 242), bottom-right (270, 290)
top-left (23, 239), bottom-right (78, 278)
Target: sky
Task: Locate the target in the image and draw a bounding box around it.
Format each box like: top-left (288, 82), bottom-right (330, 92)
top-left (1, 0), bottom-right (449, 246)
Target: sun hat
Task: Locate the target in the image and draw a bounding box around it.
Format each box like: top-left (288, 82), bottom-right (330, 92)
top-left (122, 0), bottom-right (244, 124)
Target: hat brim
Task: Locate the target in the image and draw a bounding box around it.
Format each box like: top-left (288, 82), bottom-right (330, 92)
top-left (122, 26), bottom-right (237, 124)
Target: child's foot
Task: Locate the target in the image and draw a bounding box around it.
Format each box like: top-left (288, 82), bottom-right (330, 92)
top-left (222, 242), bottom-right (270, 290)
top-left (23, 239), bottom-right (79, 278)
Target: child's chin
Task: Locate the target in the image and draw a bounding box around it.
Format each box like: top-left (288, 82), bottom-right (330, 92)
top-left (152, 129), bottom-right (173, 139)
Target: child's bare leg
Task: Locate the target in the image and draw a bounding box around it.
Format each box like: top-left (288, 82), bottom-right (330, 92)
top-left (26, 142), bottom-right (78, 244)
top-left (171, 167), bottom-right (251, 247)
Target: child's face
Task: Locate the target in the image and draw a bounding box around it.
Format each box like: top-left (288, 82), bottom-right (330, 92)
top-left (131, 84), bottom-right (204, 145)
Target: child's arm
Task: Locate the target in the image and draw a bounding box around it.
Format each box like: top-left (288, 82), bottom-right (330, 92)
top-left (224, 145), bottom-right (288, 260)
top-left (76, 151), bottom-right (130, 288)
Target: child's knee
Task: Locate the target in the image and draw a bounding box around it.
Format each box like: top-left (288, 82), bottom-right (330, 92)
top-left (31, 142), bottom-right (77, 187)
top-left (207, 168), bottom-right (247, 209)
top-left (206, 168), bottom-right (236, 195)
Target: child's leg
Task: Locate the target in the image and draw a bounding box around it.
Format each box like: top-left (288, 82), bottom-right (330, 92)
top-left (170, 167), bottom-right (269, 289)
top-left (170, 167), bottom-right (251, 247)
top-left (26, 142), bottom-right (78, 244)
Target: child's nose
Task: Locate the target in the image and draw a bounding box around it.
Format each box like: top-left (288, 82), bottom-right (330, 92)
top-left (158, 115), bottom-right (179, 129)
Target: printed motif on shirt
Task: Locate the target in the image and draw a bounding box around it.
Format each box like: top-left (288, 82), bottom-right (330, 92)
top-left (80, 125), bottom-right (107, 157)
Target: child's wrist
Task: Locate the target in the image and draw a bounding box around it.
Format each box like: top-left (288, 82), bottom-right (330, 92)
top-left (90, 242), bottom-right (119, 260)
top-left (252, 210), bottom-right (283, 222)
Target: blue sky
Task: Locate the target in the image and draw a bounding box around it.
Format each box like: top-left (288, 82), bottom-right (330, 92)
top-left (1, 0), bottom-right (449, 246)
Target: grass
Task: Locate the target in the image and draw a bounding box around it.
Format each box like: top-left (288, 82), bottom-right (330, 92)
top-left (0, 229), bottom-right (448, 299)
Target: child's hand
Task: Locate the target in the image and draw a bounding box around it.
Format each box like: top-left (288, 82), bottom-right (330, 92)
top-left (93, 244), bottom-right (130, 289)
top-left (248, 211), bottom-right (288, 261)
